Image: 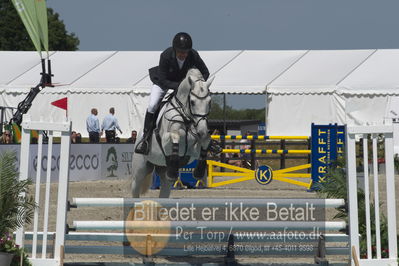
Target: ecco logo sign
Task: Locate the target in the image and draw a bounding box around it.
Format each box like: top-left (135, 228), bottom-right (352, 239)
top-left (33, 154), bottom-right (99, 171)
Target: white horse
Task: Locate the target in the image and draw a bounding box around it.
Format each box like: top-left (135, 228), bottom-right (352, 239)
top-left (131, 68), bottom-right (214, 198)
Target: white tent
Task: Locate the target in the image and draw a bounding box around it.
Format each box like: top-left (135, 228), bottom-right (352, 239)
top-left (267, 49), bottom-right (399, 136)
top-left (337, 50), bottom-right (399, 127)
top-left (1, 50), bottom-right (399, 137)
top-left (266, 49), bottom-right (375, 136)
top-left (0, 50), bottom-right (247, 137)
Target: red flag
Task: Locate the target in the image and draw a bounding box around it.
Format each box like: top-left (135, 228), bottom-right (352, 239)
top-left (51, 97), bottom-right (68, 110)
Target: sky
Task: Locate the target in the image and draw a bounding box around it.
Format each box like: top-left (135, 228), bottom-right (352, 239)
top-left (46, 0), bottom-right (399, 110)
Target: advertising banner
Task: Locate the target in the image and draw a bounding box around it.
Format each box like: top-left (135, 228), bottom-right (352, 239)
top-left (0, 144), bottom-right (135, 182)
top-left (310, 124), bottom-right (345, 186)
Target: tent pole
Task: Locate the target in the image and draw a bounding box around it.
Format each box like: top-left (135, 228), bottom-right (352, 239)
top-left (265, 91), bottom-right (268, 135)
top-left (223, 93), bottom-right (226, 134)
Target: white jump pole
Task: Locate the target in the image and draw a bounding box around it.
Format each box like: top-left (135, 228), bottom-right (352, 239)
top-left (72, 220), bottom-right (346, 231)
top-left (71, 198), bottom-right (345, 208)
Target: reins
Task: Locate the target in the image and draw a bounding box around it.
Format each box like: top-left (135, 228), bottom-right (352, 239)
top-left (157, 76), bottom-right (210, 158)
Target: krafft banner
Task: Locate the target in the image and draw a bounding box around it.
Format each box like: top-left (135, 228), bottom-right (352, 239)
top-left (0, 144), bottom-right (135, 182)
top-left (310, 124), bottom-right (345, 186)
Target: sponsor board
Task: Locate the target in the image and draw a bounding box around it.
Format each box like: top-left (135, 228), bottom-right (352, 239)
top-left (0, 144), bottom-right (135, 182)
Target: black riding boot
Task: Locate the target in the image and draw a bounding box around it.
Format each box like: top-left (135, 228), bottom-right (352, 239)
top-left (135, 111), bottom-right (155, 155)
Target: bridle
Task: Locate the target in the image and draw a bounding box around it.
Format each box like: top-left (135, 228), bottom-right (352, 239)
top-left (170, 78), bottom-right (210, 123)
top-left (188, 80), bottom-right (211, 118)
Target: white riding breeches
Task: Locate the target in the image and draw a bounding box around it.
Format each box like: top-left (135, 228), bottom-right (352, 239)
top-left (147, 84), bottom-right (167, 114)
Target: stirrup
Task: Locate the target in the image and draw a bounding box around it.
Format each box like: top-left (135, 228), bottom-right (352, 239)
top-left (135, 138), bottom-right (149, 155)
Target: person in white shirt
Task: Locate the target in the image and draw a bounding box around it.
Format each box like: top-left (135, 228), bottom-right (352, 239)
top-left (101, 107), bottom-right (122, 143)
top-left (86, 108), bottom-right (101, 143)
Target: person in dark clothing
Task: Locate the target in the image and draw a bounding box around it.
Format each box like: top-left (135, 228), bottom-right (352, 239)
top-left (127, 130), bottom-right (137, 144)
top-left (135, 32), bottom-right (209, 155)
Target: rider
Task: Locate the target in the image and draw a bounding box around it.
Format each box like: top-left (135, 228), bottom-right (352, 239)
top-left (135, 32), bottom-right (210, 155)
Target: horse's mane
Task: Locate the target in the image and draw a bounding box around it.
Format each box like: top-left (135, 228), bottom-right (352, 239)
top-left (186, 68), bottom-right (203, 80)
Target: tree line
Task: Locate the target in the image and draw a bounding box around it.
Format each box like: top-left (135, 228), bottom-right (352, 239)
top-left (0, 0), bottom-right (79, 51)
top-left (209, 95), bottom-right (265, 122)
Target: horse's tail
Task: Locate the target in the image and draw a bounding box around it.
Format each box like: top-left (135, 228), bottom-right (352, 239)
top-left (140, 171), bottom-right (153, 195)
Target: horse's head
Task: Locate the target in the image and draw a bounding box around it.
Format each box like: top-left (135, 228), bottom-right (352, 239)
top-left (178, 68), bottom-right (214, 119)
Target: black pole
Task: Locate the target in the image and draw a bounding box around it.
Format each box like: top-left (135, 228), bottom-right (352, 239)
top-left (280, 139), bottom-right (286, 169)
top-left (251, 139), bottom-right (256, 170)
top-left (40, 59), bottom-right (46, 87)
top-left (223, 93), bottom-right (226, 134)
top-left (0, 107), bottom-right (4, 135)
top-left (221, 93), bottom-right (227, 168)
top-left (47, 59), bottom-right (54, 86)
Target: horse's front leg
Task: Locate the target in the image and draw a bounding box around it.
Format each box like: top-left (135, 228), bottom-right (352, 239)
top-left (156, 167), bottom-right (173, 198)
top-left (166, 124), bottom-right (182, 181)
top-left (131, 154), bottom-right (154, 197)
top-left (193, 119), bottom-right (212, 180)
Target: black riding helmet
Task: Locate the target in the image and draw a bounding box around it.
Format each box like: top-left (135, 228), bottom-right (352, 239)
top-left (172, 32), bottom-right (192, 52)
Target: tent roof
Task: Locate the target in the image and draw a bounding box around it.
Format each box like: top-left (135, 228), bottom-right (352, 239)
top-left (1, 49), bottom-right (399, 95)
top-left (134, 50), bottom-right (242, 89)
top-left (0, 51), bottom-right (55, 85)
top-left (338, 49), bottom-right (399, 95)
top-left (7, 51), bottom-right (116, 88)
top-left (267, 50), bottom-right (375, 94)
top-left (211, 50), bottom-right (307, 94)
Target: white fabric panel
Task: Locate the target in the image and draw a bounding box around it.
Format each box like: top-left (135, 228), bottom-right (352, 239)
top-left (266, 93), bottom-right (335, 136)
top-left (338, 49), bottom-right (399, 92)
top-left (268, 50), bottom-right (374, 94)
top-left (0, 91), bottom-right (26, 122)
top-left (334, 94), bottom-right (389, 125)
top-left (0, 51), bottom-right (51, 85)
top-left (72, 51), bottom-right (160, 88)
top-left (60, 93), bottom-right (148, 138)
top-left (134, 50), bottom-right (242, 90)
top-left (212, 50), bottom-right (307, 94)
top-left (386, 97), bottom-right (399, 119)
top-left (0, 90), bottom-right (148, 138)
top-left (7, 51), bottom-right (116, 88)
top-left (386, 97), bottom-right (399, 155)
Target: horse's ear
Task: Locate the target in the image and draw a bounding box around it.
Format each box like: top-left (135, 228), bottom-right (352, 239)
top-left (206, 76), bottom-right (215, 87)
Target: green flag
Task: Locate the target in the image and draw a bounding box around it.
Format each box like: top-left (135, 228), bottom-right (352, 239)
top-left (34, 0), bottom-right (49, 52)
top-left (11, 0), bottom-right (49, 54)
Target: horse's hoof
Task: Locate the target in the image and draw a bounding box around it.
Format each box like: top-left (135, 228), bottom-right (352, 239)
top-left (166, 169), bottom-right (179, 181)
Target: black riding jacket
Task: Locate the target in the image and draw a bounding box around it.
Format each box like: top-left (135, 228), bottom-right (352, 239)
top-left (149, 47), bottom-right (210, 91)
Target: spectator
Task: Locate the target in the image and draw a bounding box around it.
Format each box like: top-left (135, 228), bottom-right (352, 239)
top-left (76, 133), bottom-right (82, 143)
top-left (240, 131), bottom-right (251, 165)
top-left (0, 130), bottom-right (13, 144)
top-left (86, 108), bottom-right (101, 143)
top-left (225, 145), bottom-right (242, 167)
top-left (71, 131), bottom-right (77, 144)
top-left (228, 153), bottom-right (242, 168)
top-left (126, 130), bottom-right (137, 144)
top-left (101, 107), bottom-right (122, 143)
